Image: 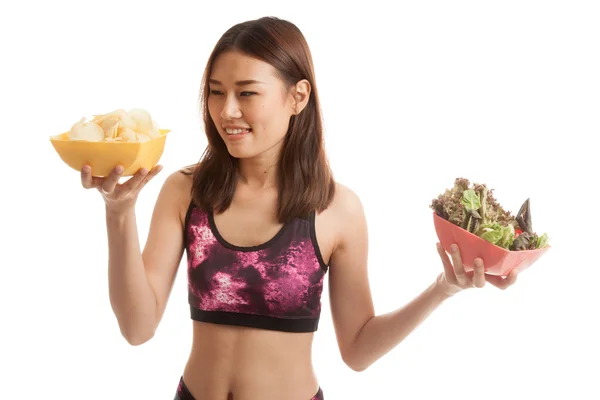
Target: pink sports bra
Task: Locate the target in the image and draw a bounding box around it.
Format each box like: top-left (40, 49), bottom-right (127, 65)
top-left (183, 201), bottom-right (329, 333)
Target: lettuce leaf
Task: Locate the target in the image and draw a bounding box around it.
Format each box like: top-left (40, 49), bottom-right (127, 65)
top-left (536, 233), bottom-right (549, 249)
top-left (479, 223), bottom-right (516, 249)
top-left (481, 228), bottom-right (503, 244)
top-left (461, 189), bottom-right (481, 212)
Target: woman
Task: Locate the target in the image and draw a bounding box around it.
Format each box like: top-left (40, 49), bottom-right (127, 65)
top-left (80, 16), bottom-right (518, 400)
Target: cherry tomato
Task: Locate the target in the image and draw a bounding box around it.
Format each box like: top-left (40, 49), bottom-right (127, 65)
top-left (515, 228), bottom-right (523, 237)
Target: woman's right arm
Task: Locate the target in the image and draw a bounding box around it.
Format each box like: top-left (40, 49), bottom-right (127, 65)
top-left (83, 165), bottom-right (190, 345)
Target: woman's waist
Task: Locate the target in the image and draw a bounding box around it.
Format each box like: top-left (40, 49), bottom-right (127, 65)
top-left (184, 321), bottom-right (317, 392)
top-left (182, 361), bottom-right (318, 394)
top-left (189, 320), bottom-right (315, 364)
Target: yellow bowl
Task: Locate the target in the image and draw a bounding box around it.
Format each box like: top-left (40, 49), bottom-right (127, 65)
top-left (50, 129), bottom-right (170, 177)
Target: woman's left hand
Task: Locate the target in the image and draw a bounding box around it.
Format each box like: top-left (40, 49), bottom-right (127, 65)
top-left (435, 242), bottom-right (518, 297)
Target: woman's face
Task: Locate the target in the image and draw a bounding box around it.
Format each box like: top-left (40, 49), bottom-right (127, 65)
top-left (207, 50), bottom-right (298, 160)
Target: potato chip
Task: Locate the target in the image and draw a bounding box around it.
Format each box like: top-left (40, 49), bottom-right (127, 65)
top-left (68, 117), bottom-right (105, 142)
top-left (68, 108), bottom-right (161, 143)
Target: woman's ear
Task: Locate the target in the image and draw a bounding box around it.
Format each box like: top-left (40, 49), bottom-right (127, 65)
top-left (292, 79), bottom-right (311, 115)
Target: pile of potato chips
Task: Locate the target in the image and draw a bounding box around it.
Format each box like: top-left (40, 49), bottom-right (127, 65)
top-left (68, 108), bottom-right (161, 143)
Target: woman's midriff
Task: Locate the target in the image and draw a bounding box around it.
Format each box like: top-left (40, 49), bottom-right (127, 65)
top-left (182, 321), bottom-right (321, 400)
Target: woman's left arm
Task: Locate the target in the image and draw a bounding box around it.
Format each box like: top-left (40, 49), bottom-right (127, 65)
top-left (328, 186), bottom-right (518, 372)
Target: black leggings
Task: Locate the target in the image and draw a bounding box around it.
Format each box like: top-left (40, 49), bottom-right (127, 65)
top-left (174, 376), bottom-right (324, 400)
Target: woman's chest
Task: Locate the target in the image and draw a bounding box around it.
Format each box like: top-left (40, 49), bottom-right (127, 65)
top-left (212, 199), bottom-right (336, 265)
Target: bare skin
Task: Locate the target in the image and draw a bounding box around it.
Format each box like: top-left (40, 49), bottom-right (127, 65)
top-left (82, 165), bottom-right (335, 399)
top-left (80, 50), bottom-right (518, 400)
top-left (178, 171), bottom-right (337, 400)
top-left (83, 164), bottom-right (516, 399)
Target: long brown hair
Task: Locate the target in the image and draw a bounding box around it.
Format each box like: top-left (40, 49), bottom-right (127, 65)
top-left (183, 16), bottom-right (335, 223)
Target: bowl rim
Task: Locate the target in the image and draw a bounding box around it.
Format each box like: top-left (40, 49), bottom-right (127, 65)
top-left (49, 129), bottom-right (171, 142)
top-left (432, 211), bottom-right (550, 254)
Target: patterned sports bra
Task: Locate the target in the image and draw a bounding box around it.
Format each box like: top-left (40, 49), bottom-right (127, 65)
top-left (183, 201), bottom-right (329, 333)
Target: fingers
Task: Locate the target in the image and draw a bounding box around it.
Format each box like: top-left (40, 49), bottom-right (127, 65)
top-left (472, 258), bottom-right (486, 288)
top-left (83, 164), bottom-right (162, 199)
top-left (436, 242), bottom-right (519, 291)
top-left (120, 167), bottom-right (150, 192)
top-left (121, 164), bottom-right (163, 192)
top-left (81, 165), bottom-right (103, 189)
top-left (81, 165), bottom-right (91, 188)
top-left (450, 244), bottom-right (469, 286)
top-left (485, 269), bottom-right (518, 290)
top-left (436, 243), bottom-right (455, 281)
top-left (137, 165), bottom-right (163, 190)
top-left (100, 165), bottom-right (124, 193)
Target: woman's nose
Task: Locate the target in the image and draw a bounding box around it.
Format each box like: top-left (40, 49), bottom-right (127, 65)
top-left (220, 95), bottom-right (243, 120)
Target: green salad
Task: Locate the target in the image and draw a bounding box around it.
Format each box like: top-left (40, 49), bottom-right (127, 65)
top-left (430, 178), bottom-right (549, 251)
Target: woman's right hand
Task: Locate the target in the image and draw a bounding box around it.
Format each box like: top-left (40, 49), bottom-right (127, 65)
top-left (81, 164), bottom-right (163, 214)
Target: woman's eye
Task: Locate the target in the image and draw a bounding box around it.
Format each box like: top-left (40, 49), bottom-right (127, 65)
top-left (209, 90), bottom-right (256, 97)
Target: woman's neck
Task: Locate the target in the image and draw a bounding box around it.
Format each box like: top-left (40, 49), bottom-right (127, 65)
top-left (238, 153), bottom-right (279, 189)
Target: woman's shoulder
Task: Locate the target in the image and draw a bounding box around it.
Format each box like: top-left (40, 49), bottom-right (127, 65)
top-left (328, 181), bottom-right (365, 217)
top-left (318, 181), bottom-right (365, 233)
top-left (315, 181), bottom-right (366, 260)
top-left (161, 164), bottom-right (194, 192)
top-left (178, 163), bottom-right (196, 176)
top-left (156, 165), bottom-right (195, 216)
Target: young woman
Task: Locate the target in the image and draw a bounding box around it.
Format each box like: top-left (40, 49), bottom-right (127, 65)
top-left (80, 16), bottom-right (518, 400)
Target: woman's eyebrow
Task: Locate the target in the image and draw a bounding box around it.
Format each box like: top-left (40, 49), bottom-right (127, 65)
top-left (208, 79), bottom-right (266, 86)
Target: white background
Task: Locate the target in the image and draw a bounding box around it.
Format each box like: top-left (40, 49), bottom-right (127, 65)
top-left (2, 0), bottom-right (599, 399)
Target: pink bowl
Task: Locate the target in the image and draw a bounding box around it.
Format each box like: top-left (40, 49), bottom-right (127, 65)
top-left (433, 212), bottom-right (550, 276)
